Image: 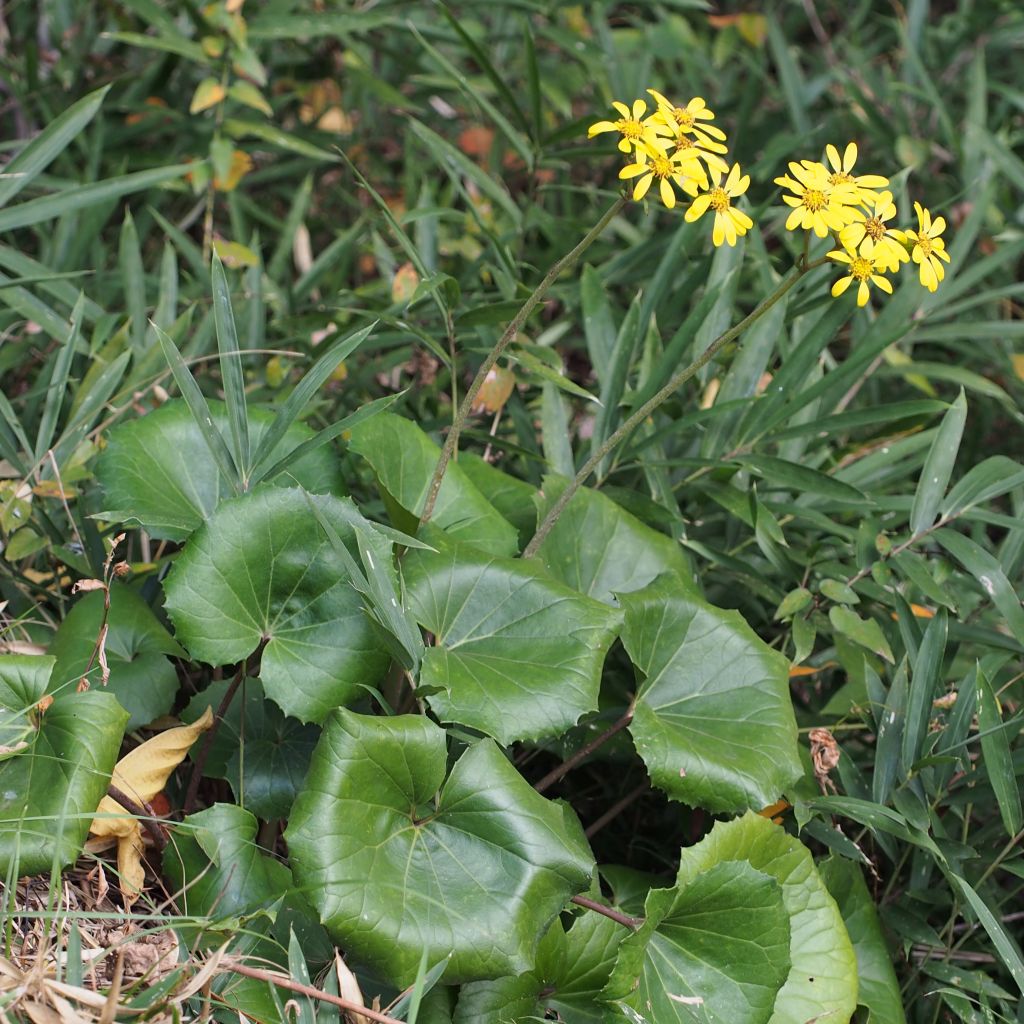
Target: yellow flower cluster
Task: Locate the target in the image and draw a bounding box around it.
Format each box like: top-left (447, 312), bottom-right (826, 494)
top-left (777, 144), bottom-right (951, 305)
top-left (588, 90), bottom-right (752, 247)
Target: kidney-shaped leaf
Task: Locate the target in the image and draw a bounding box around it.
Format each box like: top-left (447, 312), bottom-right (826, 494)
top-left (163, 488), bottom-right (390, 723)
top-left (454, 912), bottom-right (622, 1024)
top-left (0, 656), bottom-right (128, 876)
top-left (672, 813), bottom-right (857, 1024)
top-left (404, 541), bottom-right (622, 743)
top-left (347, 413), bottom-right (519, 555)
top-left (0, 654), bottom-right (51, 758)
top-left (96, 399), bottom-right (344, 541)
top-left (620, 575), bottom-right (801, 812)
top-left (533, 475), bottom-right (694, 605)
top-left (48, 583), bottom-right (185, 730)
top-left (286, 710), bottom-right (594, 987)
top-left (607, 860), bottom-right (792, 1024)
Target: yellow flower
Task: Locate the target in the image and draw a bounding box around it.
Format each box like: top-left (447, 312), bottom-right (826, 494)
top-left (805, 143), bottom-right (889, 204)
top-left (588, 99), bottom-right (665, 154)
top-left (775, 161), bottom-right (856, 237)
top-left (647, 89), bottom-right (727, 147)
top-left (839, 191), bottom-right (908, 272)
top-left (684, 163), bottom-right (753, 247)
top-left (619, 141), bottom-right (705, 208)
top-left (828, 246), bottom-right (894, 307)
top-left (668, 131), bottom-right (729, 176)
top-left (904, 201), bottom-right (951, 292)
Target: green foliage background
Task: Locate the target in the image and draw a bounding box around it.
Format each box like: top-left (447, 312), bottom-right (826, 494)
top-left (2, 2), bottom-right (1024, 1023)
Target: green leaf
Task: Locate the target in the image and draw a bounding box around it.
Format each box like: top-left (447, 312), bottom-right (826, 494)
top-left (48, 583), bottom-right (184, 731)
top-left (248, 320), bottom-right (377, 483)
top-left (0, 85), bottom-right (109, 207)
top-left (948, 873), bottom-right (1024, 996)
top-left (347, 414), bottom-right (519, 556)
top-left (223, 119), bottom-right (340, 162)
top-left (0, 164), bottom-right (192, 233)
top-left (212, 253), bottom-right (250, 479)
top-left (909, 388), bottom-right (967, 536)
top-left (457, 453), bottom-right (538, 544)
top-left (940, 455), bottom-right (1024, 520)
top-left (820, 579), bottom-right (859, 605)
top-left (976, 665), bottom-right (1022, 837)
top-left (829, 606), bottom-right (895, 664)
top-left (620, 576), bottom-right (802, 812)
top-left (646, 813), bottom-right (854, 1024)
top-left (182, 679), bottom-right (318, 821)
top-left (608, 860), bottom-right (791, 1024)
top-left (532, 476), bottom-right (693, 606)
top-left (902, 611), bottom-right (947, 774)
top-left (454, 913), bottom-right (622, 1024)
top-left (934, 528), bottom-right (1024, 647)
top-left (286, 710), bottom-right (594, 986)
top-left (96, 399), bottom-right (344, 541)
top-left (404, 540), bottom-right (621, 743)
top-left (228, 80), bottom-right (273, 116)
top-left (819, 857), bottom-right (906, 1024)
top-left (0, 657), bottom-right (127, 877)
top-left (34, 294), bottom-right (83, 461)
top-left (163, 803), bottom-right (292, 924)
top-left (163, 488), bottom-right (390, 724)
top-left (736, 455), bottom-right (872, 506)
top-left (0, 654), bottom-right (52, 759)
top-left (119, 209), bottom-right (147, 356)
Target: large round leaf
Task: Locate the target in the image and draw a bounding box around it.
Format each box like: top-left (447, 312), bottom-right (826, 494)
top-left (0, 655), bottom-right (128, 876)
top-left (48, 583), bottom-right (184, 729)
top-left (347, 413), bottom-right (519, 555)
top-left (286, 710), bottom-right (595, 986)
top-left (454, 913), bottom-right (623, 1024)
top-left (532, 475), bottom-right (694, 605)
top-left (181, 678), bottom-right (318, 819)
top-left (607, 860), bottom-right (792, 1024)
top-left (620, 575), bottom-right (802, 812)
top-left (96, 399), bottom-right (344, 541)
top-left (667, 813), bottom-right (858, 1024)
top-left (163, 488), bottom-right (390, 723)
top-left (820, 856), bottom-right (905, 1024)
top-left (403, 541), bottom-right (622, 743)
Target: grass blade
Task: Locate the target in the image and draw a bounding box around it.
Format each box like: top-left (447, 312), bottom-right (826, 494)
top-left (976, 665), bottom-right (1023, 837)
top-left (0, 164), bottom-right (192, 233)
top-left (212, 253), bottom-right (250, 479)
top-left (34, 294), bottom-right (85, 461)
top-left (0, 85), bottom-right (109, 207)
top-left (119, 209), bottom-right (147, 356)
top-left (248, 320), bottom-right (378, 481)
top-left (154, 322), bottom-right (240, 494)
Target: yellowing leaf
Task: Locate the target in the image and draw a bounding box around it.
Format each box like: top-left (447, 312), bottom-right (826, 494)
top-left (212, 238), bottom-right (259, 268)
top-left (229, 80), bottom-right (272, 117)
top-left (90, 707), bottom-right (213, 900)
top-left (470, 367), bottom-right (516, 415)
top-left (391, 262), bottom-right (420, 304)
top-left (1012, 354), bottom-right (1024, 381)
top-left (190, 78), bottom-right (226, 115)
top-left (213, 149), bottom-right (254, 192)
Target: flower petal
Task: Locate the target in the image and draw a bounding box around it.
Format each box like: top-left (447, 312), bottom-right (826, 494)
top-left (832, 276), bottom-right (852, 297)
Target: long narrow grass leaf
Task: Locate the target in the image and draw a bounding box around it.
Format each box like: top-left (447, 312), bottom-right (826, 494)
top-left (211, 253), bottom-right (249, 478)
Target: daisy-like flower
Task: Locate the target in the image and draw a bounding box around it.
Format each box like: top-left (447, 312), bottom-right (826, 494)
top-left (828, 246), bottom-right (894, 307)
top-left (839, 191), bottom-right (909, 272)
top-left (647, 89), bottom-right (728, 147)
top-left (669, 131), bottom-right (729, 177)
top-left (684, 163), bottom-right (753, 247)
top-left (775, 161), bottom-right (857, 237)
top-left (619, 141), bottom-right (705, 208)
top-left (904, 201), bottom-right (951, 292)
top-left (588, 99), bottom-right (665, 154)
top-left (805, 143), bottom-right (889, 204)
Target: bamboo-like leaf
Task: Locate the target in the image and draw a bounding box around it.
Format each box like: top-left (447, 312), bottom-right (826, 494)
top-left (34, 295), bottom-right (85, 461)
top-left (909, 388), bottom-right (967, 536)
top-left (976, 665), bottom-right (1023, 837)
top-left (118, 209), bottom-right (147, 355)
top-left (0, 164), bottom-right (192, 233)
top-left (0, 85), bottom-right (109, 208)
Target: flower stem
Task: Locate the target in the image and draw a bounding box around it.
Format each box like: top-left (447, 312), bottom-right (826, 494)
top-left (419, 195), bottom-right (628, 529)
top-left (522, 256), bottom-right (829, 559)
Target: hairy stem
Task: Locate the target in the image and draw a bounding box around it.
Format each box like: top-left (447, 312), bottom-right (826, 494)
top-left (522, 257), bottom-right (828, 559)
top-left (419, 195), bottom-right (627, 528)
